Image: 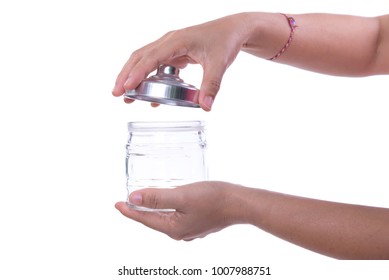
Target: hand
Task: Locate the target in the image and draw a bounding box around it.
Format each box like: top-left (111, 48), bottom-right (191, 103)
top-left (115, 181), bottom-right (244, 240)
top-left (116, 179), bottom-right (389, 258)
top-left (112, 14), bottom-right (251, 111)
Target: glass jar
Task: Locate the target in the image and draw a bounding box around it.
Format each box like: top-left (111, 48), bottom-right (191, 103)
top-left (125, 121), bottom-right (208, 211)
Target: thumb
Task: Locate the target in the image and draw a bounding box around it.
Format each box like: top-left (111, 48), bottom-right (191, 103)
top-left (128, 188), bottom-right (183, 210)
top-left (199, 64), bottom-right (225, 111)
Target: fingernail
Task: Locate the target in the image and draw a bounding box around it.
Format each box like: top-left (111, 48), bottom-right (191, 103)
top-left (129, 193), bottom-right (142, 205)
top-left (203, 96), bottom-right (214, 110)
top-left (123, 76), bottom-right (134, 88)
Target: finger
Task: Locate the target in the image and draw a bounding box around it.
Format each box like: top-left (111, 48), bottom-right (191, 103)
top-left (112, 71), bottom-right (129, 97)
top-left (113, 30), bottom-right (192, 97)
top-left (115, 201), bottom-right (175, 234)
top-left (112, 54), bottom-right (142, 97)
top-left (123, 37), bottom-right (190, 91)
top-left (112, 77), bottom-right (128, 97)
top-left (128, 188), bottom-right (184, 210)
top-left (122, 62), bottom-right (155, 91)
top-left (198, 62), bottom-right (225, 111)
top-left (124, 97), bottom-right (135, 104)
top-left (150, 102), bottom-right (160, 107)
top-left (165, 56), bottom-right (193, 69)
top-left (112, 41), bottom-right (160, 97)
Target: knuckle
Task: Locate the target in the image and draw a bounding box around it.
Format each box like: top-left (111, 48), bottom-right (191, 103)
top-left (168, 233), bottom-right (182, 241)
top-left (146, 193), bottom-right (160, 209)
top-left (130, 48), bottom-right (143, 61)
top-left (142, 53), bottom-right (160, 66)
top-left (206, 79), bottom-right (221, 95)
top-left (163, 30), bottom-right (177, 38)
top-left (168, 230), bottom-right (185, 241)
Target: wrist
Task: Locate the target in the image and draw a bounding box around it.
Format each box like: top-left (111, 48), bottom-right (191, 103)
top-left (241, 12), bottom-right (296, 59)
top-left (220, 183), bottom-right (260, 226)
top-left (222, 183), bottom-right (275, 229)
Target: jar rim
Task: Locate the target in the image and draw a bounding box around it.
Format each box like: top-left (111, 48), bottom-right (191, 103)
top-left (127, 120), bottom-right (205, 132)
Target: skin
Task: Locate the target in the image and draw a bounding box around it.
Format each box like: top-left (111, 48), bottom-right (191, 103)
top-left (113, 12), bottom-right (389, 259)
top-left (116, 182), bottom-right (389, 259)
top-left (112, 12), bottom-right (389, 110)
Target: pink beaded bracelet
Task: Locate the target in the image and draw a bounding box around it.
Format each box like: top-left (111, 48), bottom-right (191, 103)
top-left (268, 14), bottom-right (297, 61)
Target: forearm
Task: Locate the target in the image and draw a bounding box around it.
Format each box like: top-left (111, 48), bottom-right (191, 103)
top-left (228, 185), bottom-right (389, 259)
top-left (240, 12), bottom-right (389, 76)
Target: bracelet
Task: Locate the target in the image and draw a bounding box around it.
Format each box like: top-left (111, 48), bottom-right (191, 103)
top-left (268, 13), bottom-right (297, 61)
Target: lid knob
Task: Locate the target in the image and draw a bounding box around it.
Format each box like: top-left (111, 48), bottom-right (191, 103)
top-left (159, 65), bottom-right (179, 76)
top-left (124, 64), bottom-right (200, 108)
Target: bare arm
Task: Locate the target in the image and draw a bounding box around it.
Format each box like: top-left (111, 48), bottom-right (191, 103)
top-left (234, 184), bottom-right (389, 259)
top-left (242, 13), bottom-right (389, 76)
top-left (115, 181), bottom-right (389, 259)
top-left (113, 12), bottom-right (389, 110)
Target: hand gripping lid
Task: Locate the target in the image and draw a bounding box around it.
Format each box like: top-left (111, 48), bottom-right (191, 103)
top-left (124, 65), bottom-right (200, 108)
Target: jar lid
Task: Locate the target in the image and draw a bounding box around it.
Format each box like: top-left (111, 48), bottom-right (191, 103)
top-left (124, 65), bottom-right (200, 108)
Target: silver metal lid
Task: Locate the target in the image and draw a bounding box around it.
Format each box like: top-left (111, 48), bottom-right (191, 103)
top-left (124, 65), bottom-right (200, 108)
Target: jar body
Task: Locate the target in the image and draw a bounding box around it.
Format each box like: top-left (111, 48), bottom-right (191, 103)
top-left (126, 121), bottom-right (207, 211)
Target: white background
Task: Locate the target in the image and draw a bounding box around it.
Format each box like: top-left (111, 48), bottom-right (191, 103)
top-left (0, 0), bottom-right (388, 279)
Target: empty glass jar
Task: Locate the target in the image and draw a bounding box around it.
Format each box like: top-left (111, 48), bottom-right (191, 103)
top-left (125, 121), bottom-right (208, 211)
